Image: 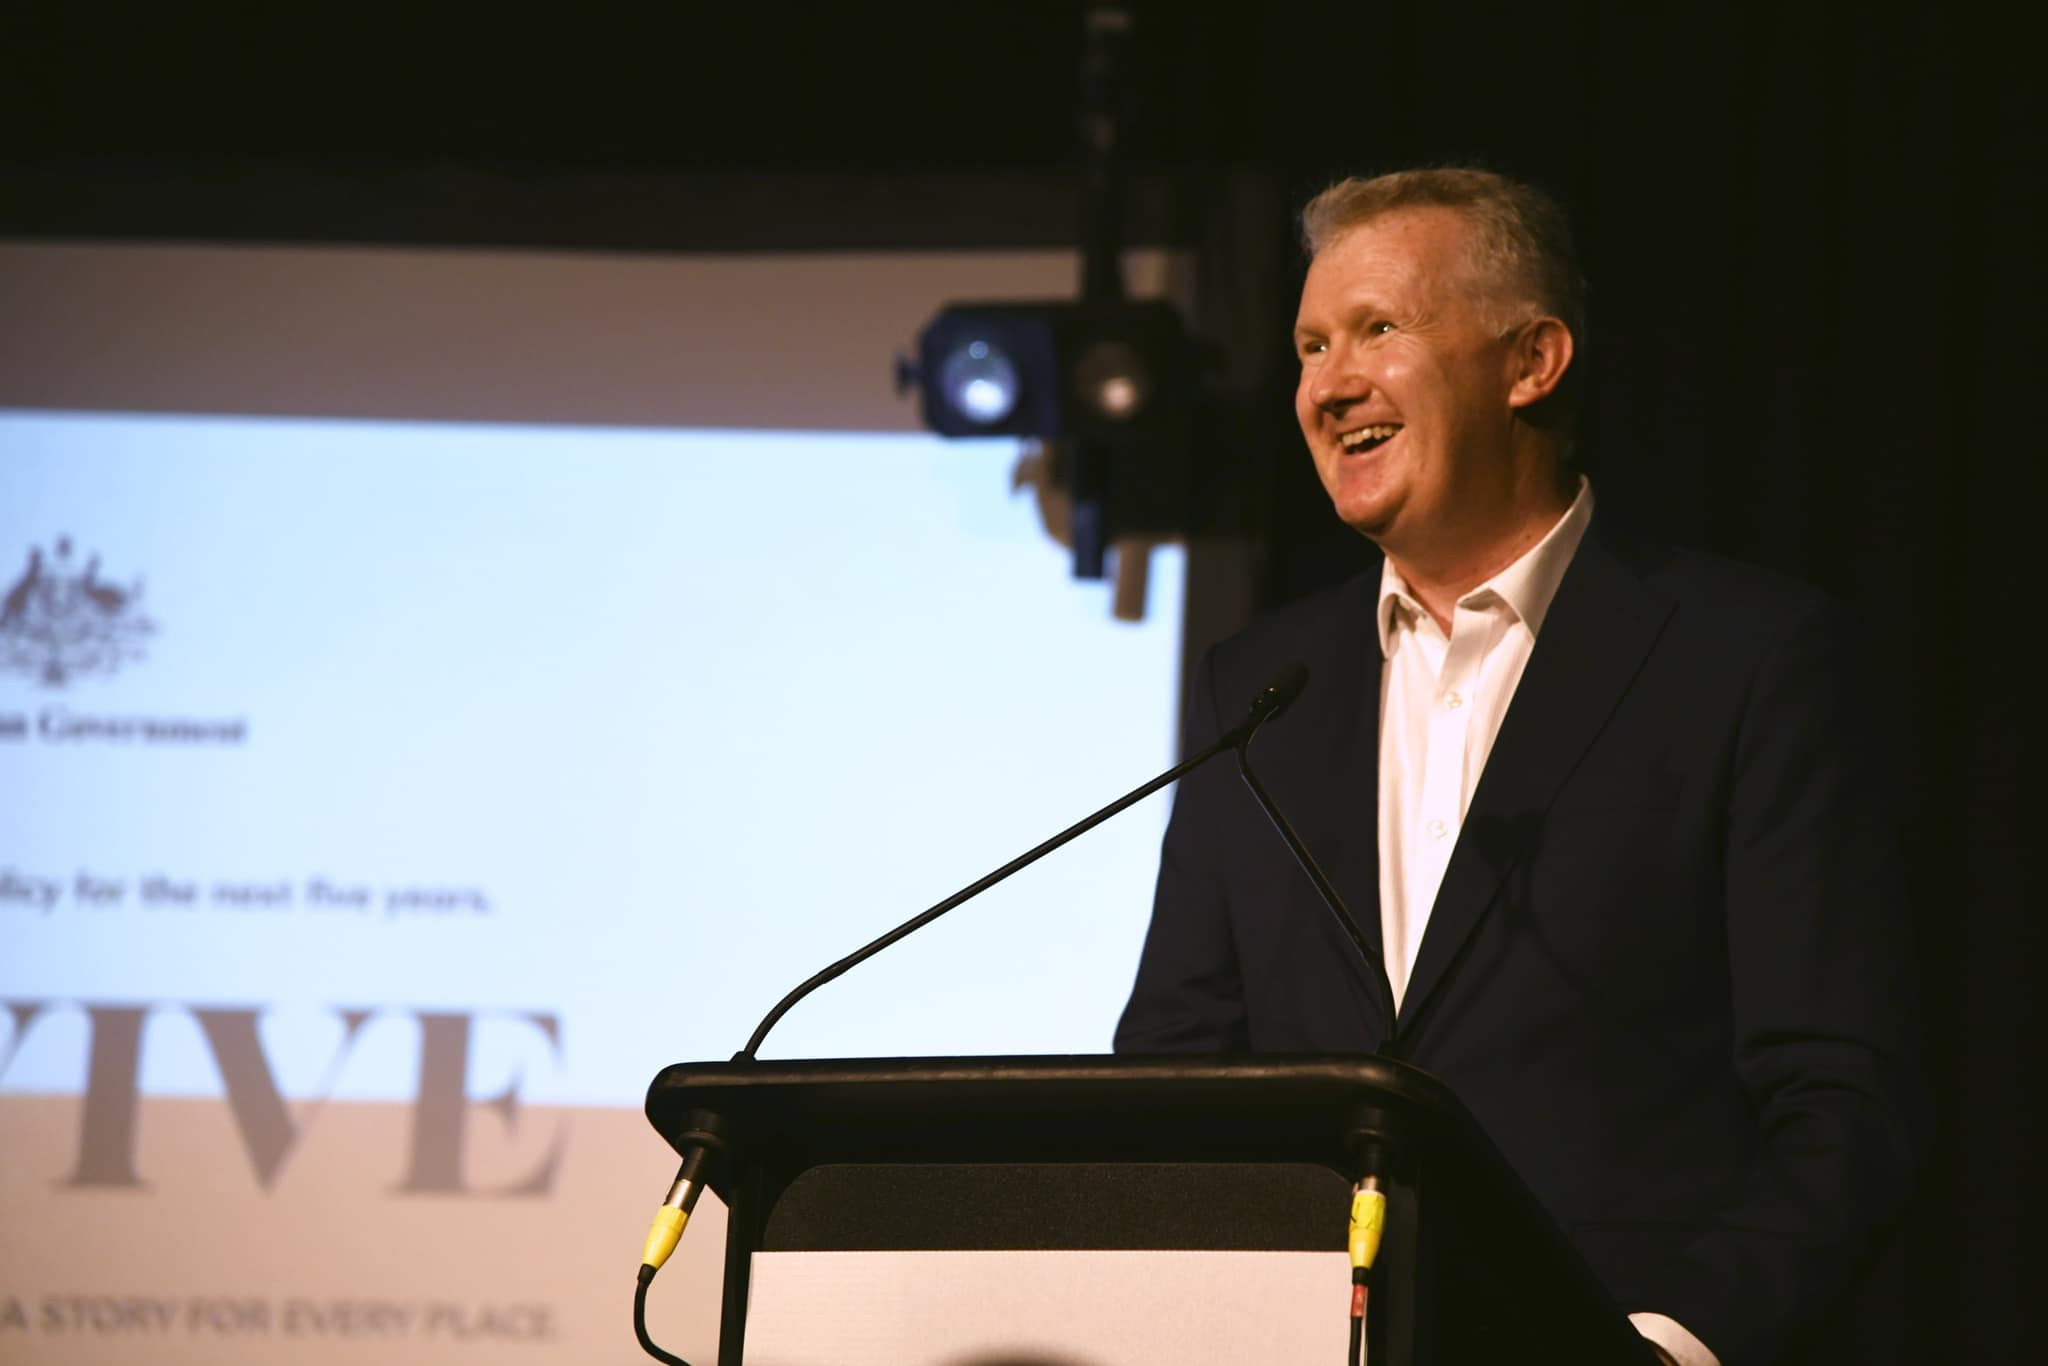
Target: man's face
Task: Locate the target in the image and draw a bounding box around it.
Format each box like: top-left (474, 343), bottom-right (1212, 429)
top-left (1292, 207), bottom-right (1527, 561)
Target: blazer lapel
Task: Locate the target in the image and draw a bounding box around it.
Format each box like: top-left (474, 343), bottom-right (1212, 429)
top-left (1396, 523), bottom-right (1675, 1033)
top-left (1283, 572), bottom-right (1388, 1025)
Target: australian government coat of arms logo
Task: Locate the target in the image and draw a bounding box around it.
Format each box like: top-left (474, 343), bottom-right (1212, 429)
top-left (0, 537), bottom-right (156, 687)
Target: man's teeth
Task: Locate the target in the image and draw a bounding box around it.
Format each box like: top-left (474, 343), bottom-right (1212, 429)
top-left (1339, 424), bottom-right (1401, 450)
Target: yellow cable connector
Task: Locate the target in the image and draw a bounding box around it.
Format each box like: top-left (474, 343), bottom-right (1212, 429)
top-left (641, 1205), bottom-right (689, 1272)
top-left (1349, 1184), bottom-right (1385, 1271)
top-left (641, 1150), bottom-right (711, 1273)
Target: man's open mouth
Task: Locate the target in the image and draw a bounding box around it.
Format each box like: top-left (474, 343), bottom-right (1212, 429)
top-left (1339, 423), bottom-right (1401, 453)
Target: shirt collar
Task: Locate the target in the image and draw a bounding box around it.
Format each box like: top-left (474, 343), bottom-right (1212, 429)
top-left (1375, 477), bottom-right (1595, 656)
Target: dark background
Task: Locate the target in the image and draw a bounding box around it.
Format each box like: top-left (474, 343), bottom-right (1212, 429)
top-left (4, 3), bottom-right (2038, 1360)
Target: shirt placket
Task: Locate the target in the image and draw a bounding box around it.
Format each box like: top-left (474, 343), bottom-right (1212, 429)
top-left (1411, 600), bottom-right (1490, 946)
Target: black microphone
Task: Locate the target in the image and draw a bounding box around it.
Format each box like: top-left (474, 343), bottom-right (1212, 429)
top-left (1218, 658), bottom-right (1309, 747)
top-left (734, 661), bottom-right (1314, 1061)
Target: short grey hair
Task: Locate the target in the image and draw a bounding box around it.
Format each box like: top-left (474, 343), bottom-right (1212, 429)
top-left (1300, 166), bottom-right (1587, 344)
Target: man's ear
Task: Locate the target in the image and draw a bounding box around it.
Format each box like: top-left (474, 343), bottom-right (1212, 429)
top-left (1506, 316), bottom-right (1575, 411)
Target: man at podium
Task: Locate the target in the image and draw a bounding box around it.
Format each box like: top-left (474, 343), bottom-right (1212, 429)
top-left (1114, 167), bottom-right (1926, 1366)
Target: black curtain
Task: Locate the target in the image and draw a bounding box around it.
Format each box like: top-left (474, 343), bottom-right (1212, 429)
top-left (1174, 8), bottom-right (2039, 1361)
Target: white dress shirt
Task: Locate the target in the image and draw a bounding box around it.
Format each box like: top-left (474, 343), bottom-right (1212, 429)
top-left (1374, 480), bottom-right (1593, 1008)
top-left (1372, 480), bottom-right (1717, 1366)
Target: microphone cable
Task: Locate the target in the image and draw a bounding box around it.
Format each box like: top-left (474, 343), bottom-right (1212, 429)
top-left (633, 1141), bottom-right (715, 1366)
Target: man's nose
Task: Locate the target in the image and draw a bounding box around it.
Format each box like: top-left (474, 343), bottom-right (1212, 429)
top-left (1309, 346), bottom-right (1369, 411)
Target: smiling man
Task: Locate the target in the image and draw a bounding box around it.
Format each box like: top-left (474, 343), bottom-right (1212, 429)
top-left (1115, 168), bottom-right (1926, 1366)
top-left (1294, 187), bottom-right (1578, 625)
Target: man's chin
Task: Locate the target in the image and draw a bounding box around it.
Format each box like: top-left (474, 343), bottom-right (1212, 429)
top-left (1330, 496), bottom-right (1396, 543)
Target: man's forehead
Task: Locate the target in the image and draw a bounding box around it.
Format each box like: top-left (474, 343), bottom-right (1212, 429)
top-left (1299, 207), bottom-right (1478, 315)
top-left (1318, 207), bottom-right (1473, 277)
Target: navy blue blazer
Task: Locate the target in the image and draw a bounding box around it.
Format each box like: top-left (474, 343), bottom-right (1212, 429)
top-left (1114, 517), bottom-right (1927, 1366)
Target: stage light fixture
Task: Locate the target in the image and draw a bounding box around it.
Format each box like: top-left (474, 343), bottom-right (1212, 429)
top-left (903, 303), bottom-right (1063, 440)
top-left (899, 296), bottom-right (1208, 578)
top-left (902, 299), bottom-right (1189, 445)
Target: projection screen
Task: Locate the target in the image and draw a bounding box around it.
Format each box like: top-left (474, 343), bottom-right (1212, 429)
top-left (0, 241), bottom-right (1199, 1364)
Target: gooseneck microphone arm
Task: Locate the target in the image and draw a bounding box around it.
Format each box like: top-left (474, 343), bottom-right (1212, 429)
top-left (735, 662), bottom-right (1313, 1062)
top-left (1233, 747), bottom-right (1400, 1055)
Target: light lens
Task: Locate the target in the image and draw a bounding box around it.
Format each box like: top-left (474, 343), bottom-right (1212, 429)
top-left (1073, 339), bottom-right (1150, 421)
top-left (938, 338), bottom-right (1021, 426)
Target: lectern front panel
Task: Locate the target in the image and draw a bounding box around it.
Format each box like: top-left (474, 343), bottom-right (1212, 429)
top-left (765, 1162), bottom-right (1351, 1251)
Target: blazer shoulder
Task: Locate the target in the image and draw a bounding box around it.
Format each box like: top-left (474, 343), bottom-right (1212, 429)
top-left (1206, 568), bottom-right (1380, 675)
top-left (1600, 522), bottom-right (1856, 640)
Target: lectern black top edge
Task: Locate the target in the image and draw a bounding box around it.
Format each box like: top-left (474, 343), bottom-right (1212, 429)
top-left (647, 1052), bottom-right (1468, 1200)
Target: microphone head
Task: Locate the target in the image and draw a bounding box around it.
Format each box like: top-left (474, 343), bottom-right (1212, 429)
top-left (1249, 661), bottom-right (1310, 723)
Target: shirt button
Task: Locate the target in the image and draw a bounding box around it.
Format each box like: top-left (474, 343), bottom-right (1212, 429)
top-left (1445, 691), bottom-right (1463, 709)
top-left (1427, 819), bottom-right (1447, 839)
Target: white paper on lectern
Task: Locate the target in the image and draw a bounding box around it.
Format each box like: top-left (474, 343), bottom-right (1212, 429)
top-left (743, 1249), bottom-right (1353, 1366)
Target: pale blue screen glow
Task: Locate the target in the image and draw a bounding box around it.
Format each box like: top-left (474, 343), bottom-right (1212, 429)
top-left (0, 411), bottom-right (1186, 1105)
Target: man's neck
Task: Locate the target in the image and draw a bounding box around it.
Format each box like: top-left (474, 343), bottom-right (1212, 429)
top-left (1386, 478), bottom-right (1579, 632)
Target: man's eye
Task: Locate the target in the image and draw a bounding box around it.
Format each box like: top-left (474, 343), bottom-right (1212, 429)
top-left (1369, 321), bottom-right (1395, 336)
